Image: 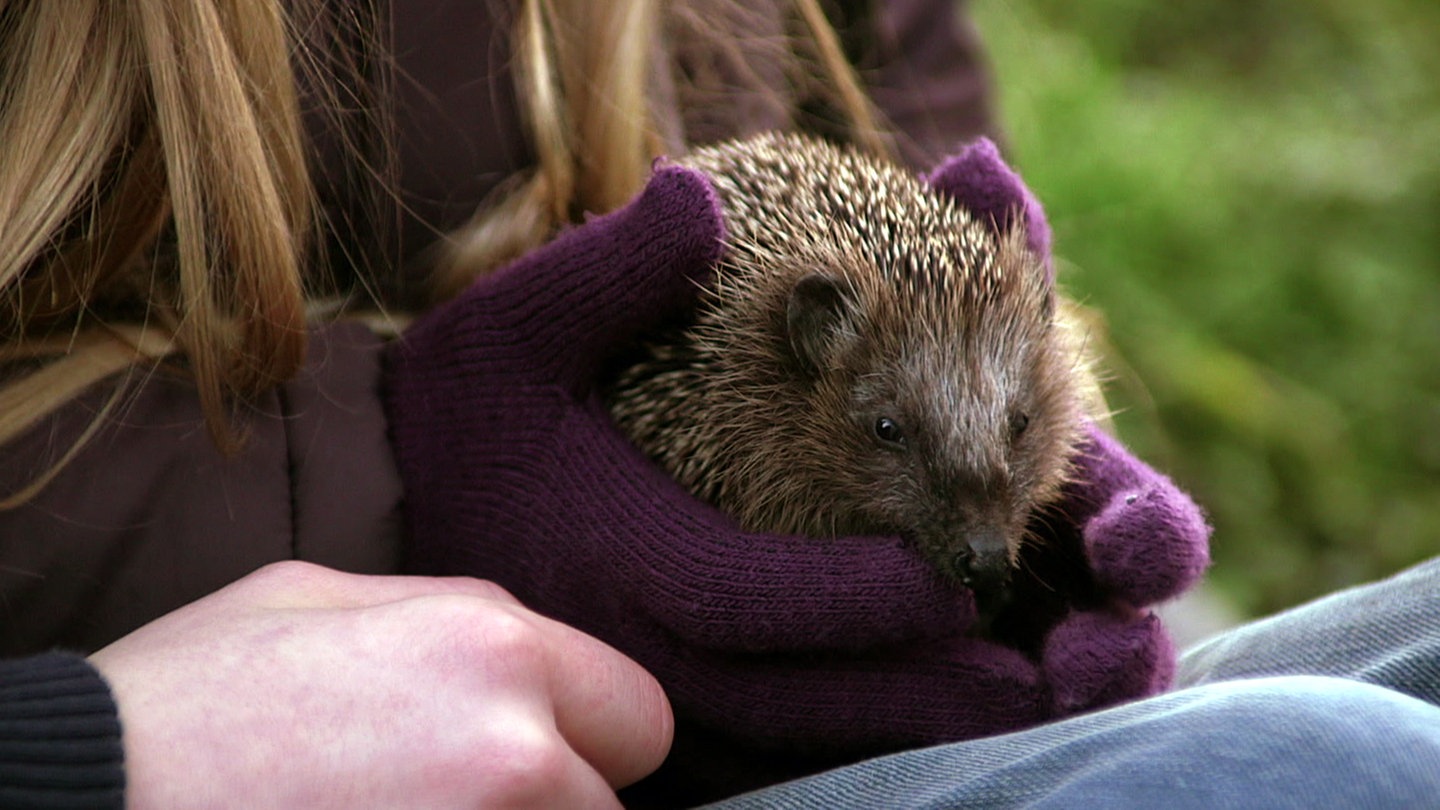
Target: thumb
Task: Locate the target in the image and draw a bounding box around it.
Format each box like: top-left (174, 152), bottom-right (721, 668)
top-left (481, 165), bottom-right (726, 388)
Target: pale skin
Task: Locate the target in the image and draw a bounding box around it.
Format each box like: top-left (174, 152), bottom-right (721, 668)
top-left (88, 561), bottom-right (673, 808)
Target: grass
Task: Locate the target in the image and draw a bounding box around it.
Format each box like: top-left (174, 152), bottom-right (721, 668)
top-left (971, 0), bottom-right (1440, 615)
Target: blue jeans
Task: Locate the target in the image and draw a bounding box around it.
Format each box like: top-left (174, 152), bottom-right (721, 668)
top-left (707, 558), bottom-right (1440, 809)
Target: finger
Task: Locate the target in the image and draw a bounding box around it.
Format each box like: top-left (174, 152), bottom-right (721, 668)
top-left (1043, 610), bottom-right (1174, 714)
top-left (635, 525), bottom-right (976, 653)
top-left (250, 562), bottom-right (673, 782)
top-left (1065, 422), bottom-right (1155, 519)
top-left (1086, 483), bottom-right (1211, 606)
top-left (581, 436), bottom-right (976, 652)
top-left (1067, 425), bottom-right (1212, 605)
top-left (474, 165), bottom-right (726, 386)
top-left (544, 749), bottom-right (626, 810)
top-left (524, 611), bottom-right (674, 788)
top-left (658, 635), bottom-right (1047, 754)
top-left (474, 726), bottom-right (624, 810)
top-left (924, 137), bottom-right (1053, 278)
top-left (325, 587), bottom-right (670, 791)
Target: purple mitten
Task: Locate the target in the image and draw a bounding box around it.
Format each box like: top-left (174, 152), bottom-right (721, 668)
top-left (926, 137), bottom-right (1054, 278)
top-left (385, 149), bottom-right (1211, 808)
top-left (1037, 424), bottom-right (1211, 714)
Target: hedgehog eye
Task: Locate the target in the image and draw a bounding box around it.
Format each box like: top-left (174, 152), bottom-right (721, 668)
top-left (873, 416), bottom-right (906, 446)
top-left (1010, 412), bottom-right (1031, 439)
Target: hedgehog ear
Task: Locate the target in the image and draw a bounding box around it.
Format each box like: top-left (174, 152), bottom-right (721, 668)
top-left (787, 273), bottom-right (856, 376)
top-left (925, 138), bottom-right (1054, 281)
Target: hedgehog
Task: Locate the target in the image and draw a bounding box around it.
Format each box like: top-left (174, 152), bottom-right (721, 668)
top-left (604, 131), bottom-right (1098, 591)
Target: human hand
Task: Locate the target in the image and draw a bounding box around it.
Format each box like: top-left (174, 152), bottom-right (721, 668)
top-left (1024, 423), bottom-right (1212, 712)
top-left (384, 149), bottom-right (1209, 805)
top-left (88, 562), bottom-right (671, 809)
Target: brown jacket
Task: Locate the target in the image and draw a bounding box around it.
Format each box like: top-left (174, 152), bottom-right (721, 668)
top-left (0, 0), bottom-right (996, 656)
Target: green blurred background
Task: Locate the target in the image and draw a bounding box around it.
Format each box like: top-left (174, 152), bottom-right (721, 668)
top-left (969, 0), bottom-right (1440, 617)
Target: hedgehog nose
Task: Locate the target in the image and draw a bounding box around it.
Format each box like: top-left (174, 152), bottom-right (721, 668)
top-left (953, 528), bottom-right (1011, 591)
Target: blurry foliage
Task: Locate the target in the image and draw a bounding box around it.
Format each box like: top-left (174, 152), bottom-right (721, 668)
top-left (971, 0), bottom-right (1440, 615)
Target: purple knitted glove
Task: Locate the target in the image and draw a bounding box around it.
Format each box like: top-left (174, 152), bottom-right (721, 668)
top-left (385, 149), bottom-right (1211, 806)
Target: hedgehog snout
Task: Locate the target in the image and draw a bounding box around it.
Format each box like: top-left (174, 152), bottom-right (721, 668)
top-left (948, 525), bottom-right (1012, 592)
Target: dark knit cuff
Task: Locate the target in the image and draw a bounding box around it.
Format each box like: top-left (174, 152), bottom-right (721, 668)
top-left (0, 652), bottom-right (124, 809)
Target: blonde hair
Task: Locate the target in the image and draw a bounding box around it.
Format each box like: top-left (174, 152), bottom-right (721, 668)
top-left (0, 0), bottom-right (887, 504)
top-left (434, 0), bottom-right (893, 300)
top-left (0, 1), bottom-right (315, 467)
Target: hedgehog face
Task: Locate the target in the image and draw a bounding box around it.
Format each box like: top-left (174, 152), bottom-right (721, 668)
top-left (824, 325), bottom-right (1062, 590)
top-left (882, 322), bottom-right (1079, 590)
top-left (778, 240), bottom-right (1081, 591)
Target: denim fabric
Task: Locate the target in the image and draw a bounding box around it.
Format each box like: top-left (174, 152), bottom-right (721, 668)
top-left (1178, 557), bottom-right (1440, 704)
top-left (706, 558), bottom-right (1440, 809)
